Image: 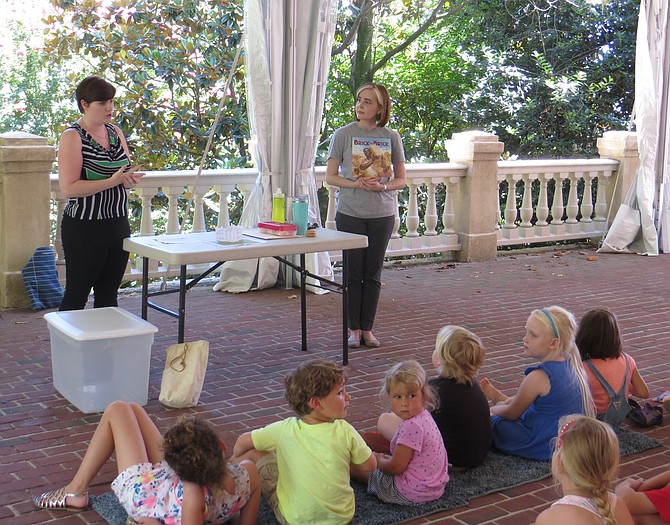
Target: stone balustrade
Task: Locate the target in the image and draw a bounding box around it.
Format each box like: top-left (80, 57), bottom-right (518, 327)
top-left (0, 130), bottom-right (639, 307)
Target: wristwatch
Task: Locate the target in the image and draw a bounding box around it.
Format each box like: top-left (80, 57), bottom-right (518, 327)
top-left (382, 184), bottom-right (387, 192)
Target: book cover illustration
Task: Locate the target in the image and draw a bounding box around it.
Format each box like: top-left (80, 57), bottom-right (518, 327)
top-left (351, 137), bottom-right (392, 179)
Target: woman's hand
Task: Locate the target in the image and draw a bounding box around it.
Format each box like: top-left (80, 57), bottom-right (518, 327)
top-left (114, 165), bottom-right (144, 189)
top-left (357, 176), bottom-right (383, 191)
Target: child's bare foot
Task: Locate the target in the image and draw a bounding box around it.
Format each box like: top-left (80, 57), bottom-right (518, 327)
top-left (480, 378), bottom-right (508, 404)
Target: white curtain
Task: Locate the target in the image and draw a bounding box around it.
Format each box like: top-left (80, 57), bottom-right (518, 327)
top-left (600, 0), bottom-right (670, 255)
top-left (216, 0), bottom-right (339, 292)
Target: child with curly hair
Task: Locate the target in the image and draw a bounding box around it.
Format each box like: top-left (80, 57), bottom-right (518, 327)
top-left (232, 358), bottom-right (376, 525)
top-left (33, 401), bottom-right (259, 525)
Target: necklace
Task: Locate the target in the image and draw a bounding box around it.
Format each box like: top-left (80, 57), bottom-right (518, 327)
top-left (78, 120), bottom-right (108, 141)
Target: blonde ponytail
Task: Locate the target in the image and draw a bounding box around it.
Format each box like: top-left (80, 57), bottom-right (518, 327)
top-left (532, 306), bottom-right (596, 417)
top-left (556, 416), bottom-right (619, 525)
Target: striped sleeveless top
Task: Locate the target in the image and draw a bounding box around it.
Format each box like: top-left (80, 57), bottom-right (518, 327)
top-left (63, 122), bottom-right (130, 220)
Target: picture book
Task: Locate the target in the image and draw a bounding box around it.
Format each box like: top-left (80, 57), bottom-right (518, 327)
top-left (351, 136), bottom-right (392, 179)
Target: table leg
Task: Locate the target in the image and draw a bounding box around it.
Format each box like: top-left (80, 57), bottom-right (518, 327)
top-left (178, 264), bottom-right (187, 343)
top-left (342, 249), bottom-right (349, 365)
top-left (300, 253), bottom-right (307, 352)
top-left (141, 256), bottom-right (149, 320)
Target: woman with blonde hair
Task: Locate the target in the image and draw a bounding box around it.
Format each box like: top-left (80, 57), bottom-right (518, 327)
top-left (326, 82), bottom-right (407, 349)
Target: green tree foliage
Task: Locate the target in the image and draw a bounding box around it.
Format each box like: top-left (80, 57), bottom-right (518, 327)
top-left (324, 0), bottom-right (638, 161)
top-left (450, 0), bottom-right (639, 158)
top-left (0, 15), bottom-right (74, 143)
top-left (42, 0), bottom-right (247, 170)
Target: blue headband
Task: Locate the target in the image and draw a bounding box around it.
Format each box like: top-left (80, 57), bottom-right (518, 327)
top-left (540, 308), bottom-right (559, 338)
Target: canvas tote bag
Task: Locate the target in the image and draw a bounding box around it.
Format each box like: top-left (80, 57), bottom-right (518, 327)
top-left (159, 340), bottom-right (209, 408)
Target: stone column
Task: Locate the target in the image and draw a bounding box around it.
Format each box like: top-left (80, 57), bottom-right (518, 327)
top-left (596, 131), bottom-right (639, 225)
top-left (446, 131), bottom-right (504, 262)
top-left (0, 132), bottom-right (56, 308)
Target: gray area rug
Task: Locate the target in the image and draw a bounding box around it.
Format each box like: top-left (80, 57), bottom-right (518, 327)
top-left (91, 429), bottom-right (661, 525)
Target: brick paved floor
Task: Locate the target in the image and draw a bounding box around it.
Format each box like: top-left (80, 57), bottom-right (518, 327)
top-left (2, 245), bottom-right (670, 525)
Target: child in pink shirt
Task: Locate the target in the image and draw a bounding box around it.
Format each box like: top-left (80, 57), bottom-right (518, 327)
top-left (369, 360), bottom-right (449, 504)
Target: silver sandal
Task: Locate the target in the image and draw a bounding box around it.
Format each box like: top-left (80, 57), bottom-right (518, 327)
top-left (33, 486), bottom-right (88, 511)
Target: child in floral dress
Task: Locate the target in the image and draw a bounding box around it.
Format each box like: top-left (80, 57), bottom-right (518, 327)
top-left (33, 401), bottom-right (260, 524)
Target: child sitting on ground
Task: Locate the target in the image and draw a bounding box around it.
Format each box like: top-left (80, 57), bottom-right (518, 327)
top-left (616, 470), bottom-right (670, 524)
top-left (480, 306), bottom-right (595, 460)
top-left (232, 358), bottom-right (376, 525)
top-left (34, 401), bottom-right (260, 525)
top-left (370, 360), bottom-right (449, 504)
top-left (430, 325), bottom-right (491, 469)
top-left (535, 415), bottom-right (634, 525)
top-left (576, 308), bottom-right (650, 429)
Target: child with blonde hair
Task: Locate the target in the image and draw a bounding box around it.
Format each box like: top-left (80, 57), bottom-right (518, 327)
top-left (576, 308), bottom-right (650, 429)
top-left (430, 325), bottom-right (491, 468)
top-left (536, 415), bottom-right (634, 525)
top-left (480, 306), bottom-right (595, 460)
top-left (370, 360), bottom-right (449, 504)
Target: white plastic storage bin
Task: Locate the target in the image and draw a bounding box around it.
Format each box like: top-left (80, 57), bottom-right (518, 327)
top-left (44, 307), bottom-right (158, 413)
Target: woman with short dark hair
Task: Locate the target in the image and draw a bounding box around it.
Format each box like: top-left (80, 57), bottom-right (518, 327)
top-left (58, 75), bottom-right (143, 310)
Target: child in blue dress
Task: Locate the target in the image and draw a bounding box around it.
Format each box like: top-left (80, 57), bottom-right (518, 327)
top-left (480, 306), bottom-right (595, 461)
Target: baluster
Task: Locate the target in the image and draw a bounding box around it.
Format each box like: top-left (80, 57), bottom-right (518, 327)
top-left (495, 179), bottom-right (502, 231)
top-left (519, 174), bottom-right (534, 228)
top-left (192, 186), bottom-right (206, 232)
top-left (565, 172), bottom-right (579, 224)
top-left (504, 175), bottom-right (517, 229)
top-left (443, 180), bottom-right (456, 234)
top-left (165, 187), bottom-right (182, 234)
top-left (135, 188), bottom-right (154, 235)
top-left (594, 172), bottom-right (608, 223)
top-left (406, 181), bottom-right (420, 237)
top-left (214, 186), bottom-right (231, 228)
top-left (536, 176), bottom-right (549, 226)
top-left (391, 190), bottom-right (401, 239)
top-left (424, 181), bottom-right (437, 236)
top-left (551, 174), bottom-right (565, 225)
top-left (580, 172), bottom-right (594, 223)
top-left (325, 183), bottom-right (337, 230)
top-left (53, 194), bottom-right (66, 262)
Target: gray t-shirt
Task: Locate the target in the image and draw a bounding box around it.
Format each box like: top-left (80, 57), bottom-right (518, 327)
top-left (327, 122), bottom-right (405, 219)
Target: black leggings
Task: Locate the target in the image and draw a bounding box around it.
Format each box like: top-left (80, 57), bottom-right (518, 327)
top-left (59, 215), bottom-right (130, 311)
top-left (336, 212), bottom-right (394, 331)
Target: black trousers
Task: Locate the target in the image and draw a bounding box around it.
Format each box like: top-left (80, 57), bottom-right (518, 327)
top-left (59, 215), bottom-right (130, 311)
top-left (336, 212), bottom-right (394, 331)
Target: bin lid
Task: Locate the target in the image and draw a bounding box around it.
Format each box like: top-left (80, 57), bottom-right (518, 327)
top-left (44, 307), bottom-right (158, 340)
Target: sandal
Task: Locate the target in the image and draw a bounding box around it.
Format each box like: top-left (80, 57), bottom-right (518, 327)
top-left (33, 487), bottom-right (88, 511)
top-left (627, 399), bottom-right (663, 427)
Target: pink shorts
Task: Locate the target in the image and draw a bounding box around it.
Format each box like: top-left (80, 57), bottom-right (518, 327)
top-left (645, 485), bottom-right (670, 522)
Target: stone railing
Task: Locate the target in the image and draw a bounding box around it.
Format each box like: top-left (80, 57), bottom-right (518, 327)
top-left (0, 130), bottom-right (639, 307)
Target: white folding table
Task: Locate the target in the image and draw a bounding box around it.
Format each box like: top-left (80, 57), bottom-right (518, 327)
top-left (123, 228), bottom-right (368, 364)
